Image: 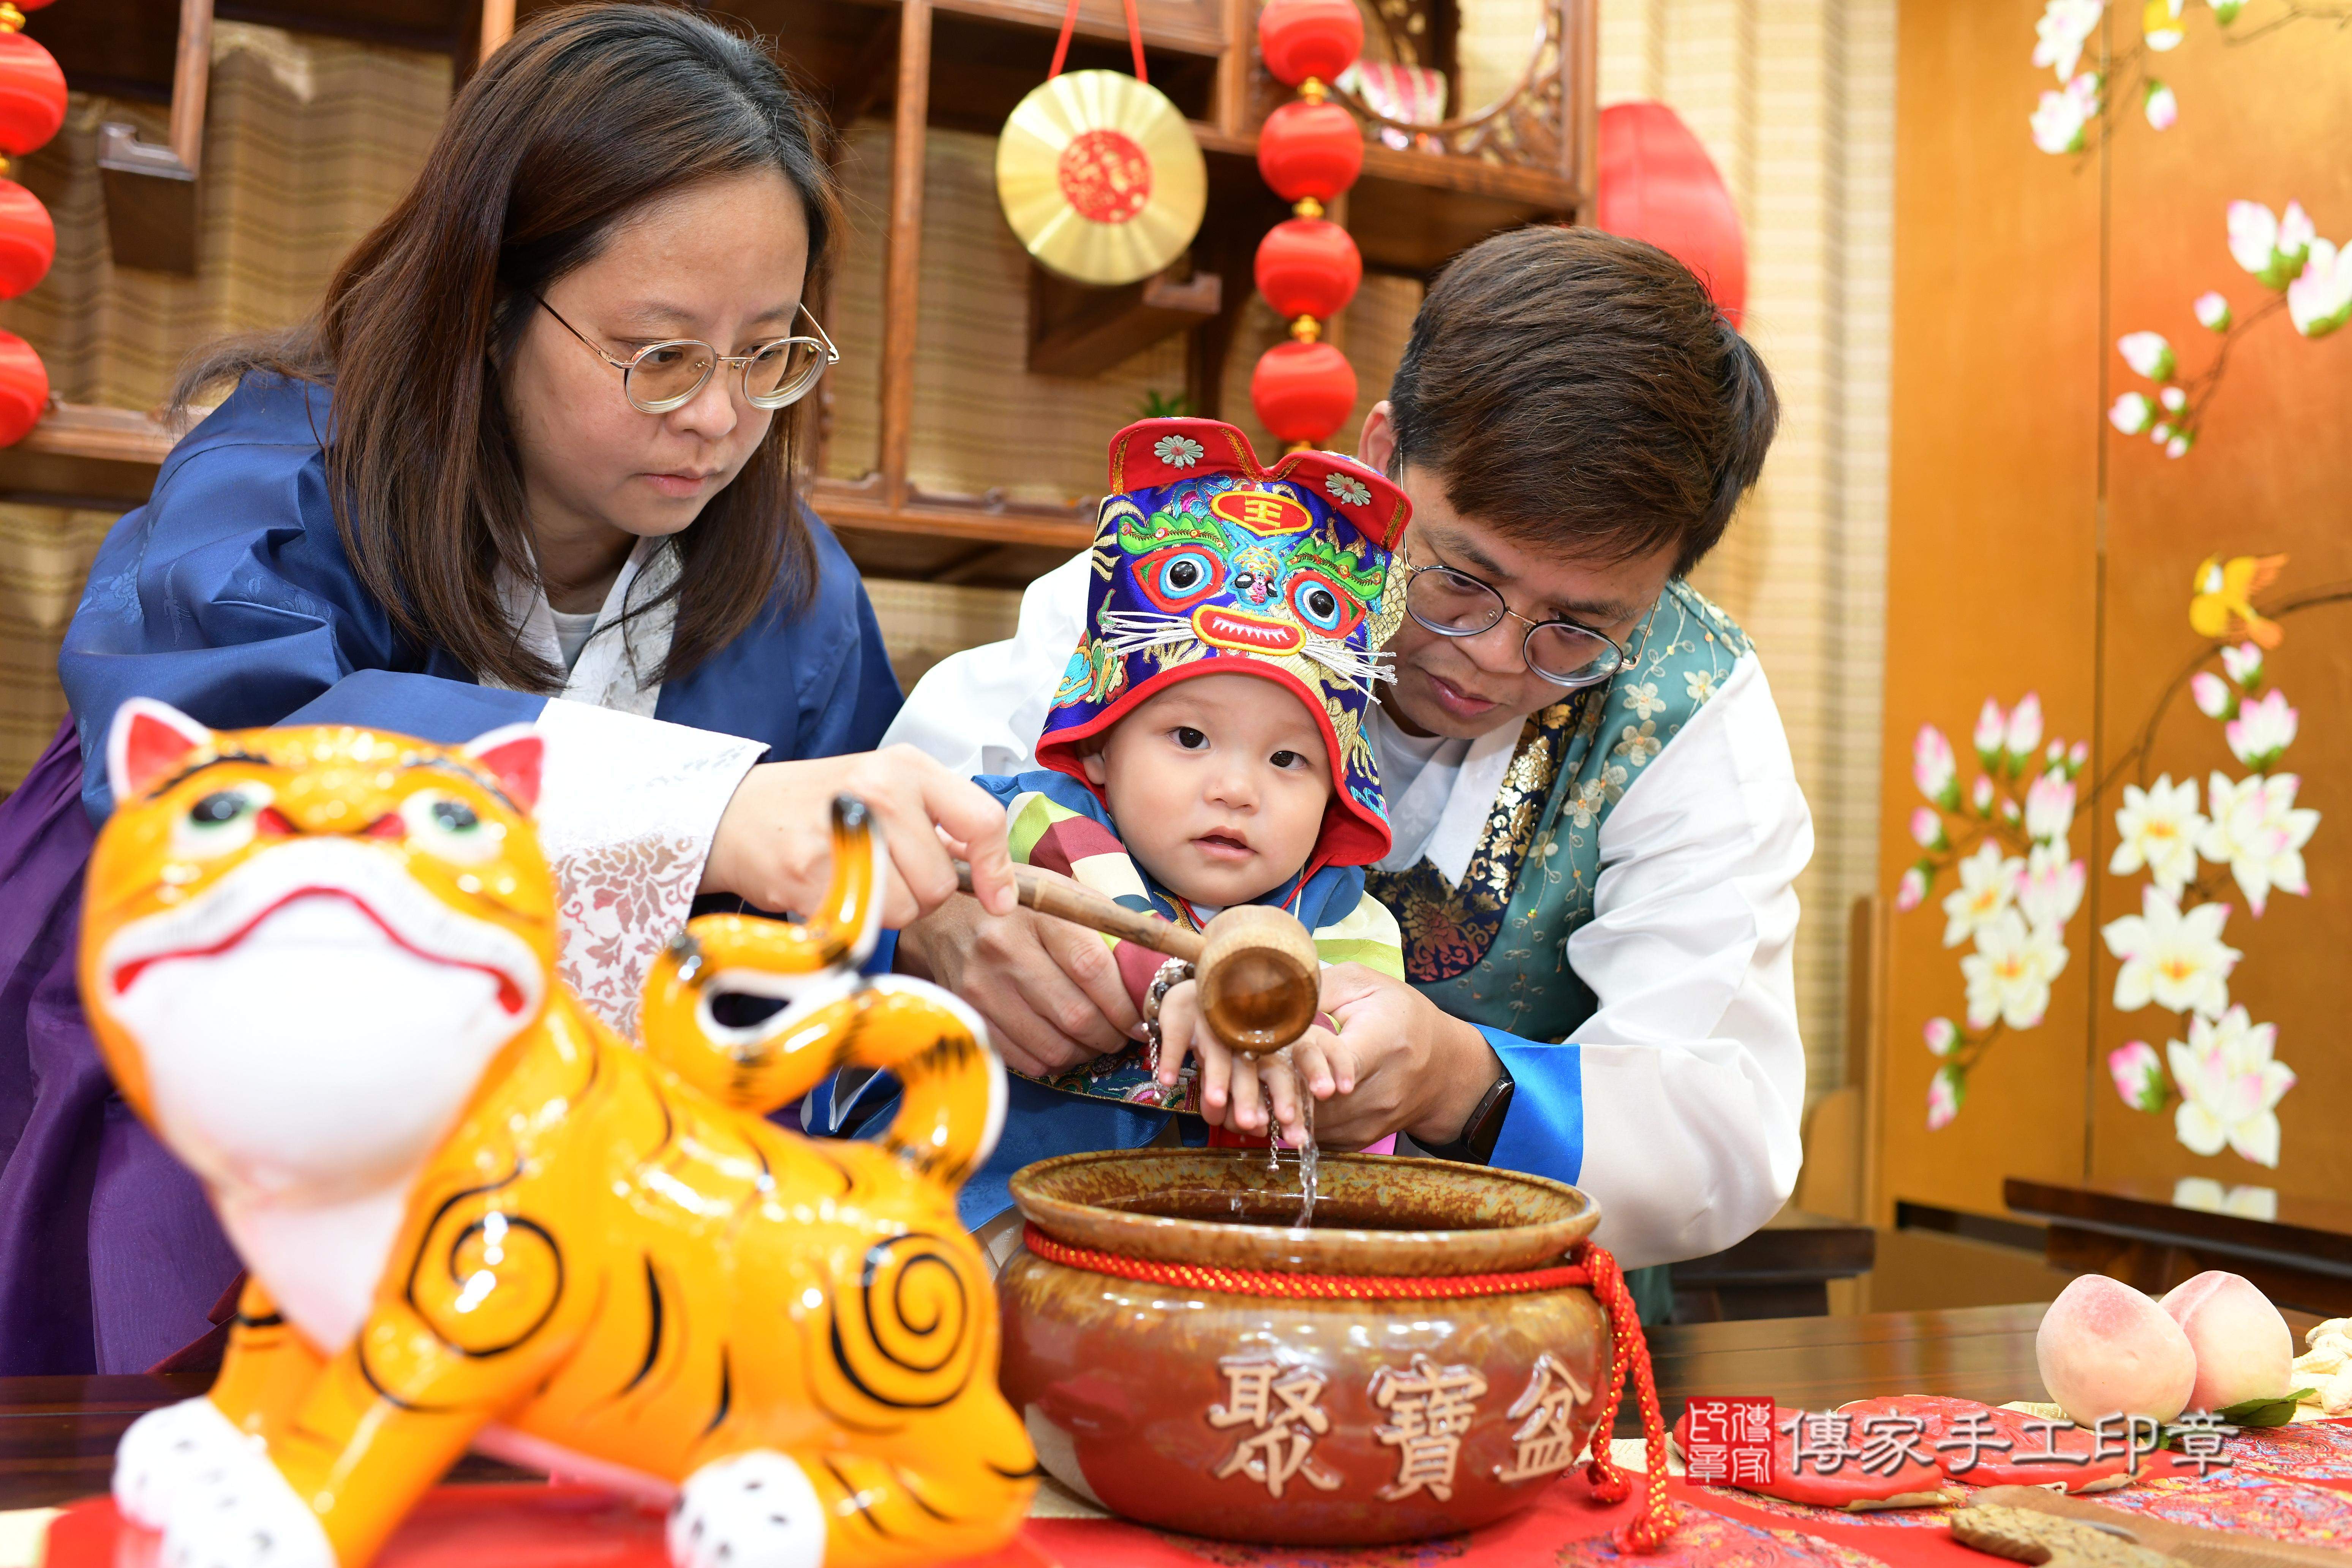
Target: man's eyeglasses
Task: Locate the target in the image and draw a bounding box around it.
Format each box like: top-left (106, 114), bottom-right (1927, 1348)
top-left (533, 294), bottom-right (839, 415)
top-left (1402, 561), bottom-right (1630, 688)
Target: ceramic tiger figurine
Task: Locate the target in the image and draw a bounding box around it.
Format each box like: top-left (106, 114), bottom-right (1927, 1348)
top-left (81, 699), bottom-right (1035, 1568)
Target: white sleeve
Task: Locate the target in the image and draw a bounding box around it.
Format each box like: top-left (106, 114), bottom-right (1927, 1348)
top-left (880, 548), bottom-right (1091, 777)
top-left (1566, 652), bottom-right (1813, 1269)
top-left (528, 698), bottom-right (763, 1040)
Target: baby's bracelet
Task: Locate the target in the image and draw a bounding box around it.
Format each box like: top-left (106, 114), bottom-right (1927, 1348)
top-left (1142, 957), bottom-right (1195, 1053)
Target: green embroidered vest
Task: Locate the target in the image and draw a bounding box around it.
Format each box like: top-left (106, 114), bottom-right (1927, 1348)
top-left (1365, 580), bottom-right (1755, 1042)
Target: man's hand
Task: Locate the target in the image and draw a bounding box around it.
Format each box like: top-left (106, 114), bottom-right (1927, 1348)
top-left (1316, 964), bottom-right (1504, 1150)
top-left (896, 869), bottom-right (1143, 1078)
top-left (700, 745), bottom-right (1016, 926)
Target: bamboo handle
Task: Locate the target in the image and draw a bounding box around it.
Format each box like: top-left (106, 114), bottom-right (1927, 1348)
top-left (958, 863), bottom-right (1207, 963)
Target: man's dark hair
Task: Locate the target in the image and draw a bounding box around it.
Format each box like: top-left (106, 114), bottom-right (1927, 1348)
top-left (1386, 226), bottom-right (1778, 577)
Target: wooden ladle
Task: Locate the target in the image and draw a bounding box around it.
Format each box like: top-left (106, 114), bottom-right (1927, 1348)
top-left (955, 864), bottom-right (1320, 1055)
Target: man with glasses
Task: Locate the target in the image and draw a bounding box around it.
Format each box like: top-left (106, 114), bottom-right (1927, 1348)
top-left (884, 228), bottom-right (1809, 1310)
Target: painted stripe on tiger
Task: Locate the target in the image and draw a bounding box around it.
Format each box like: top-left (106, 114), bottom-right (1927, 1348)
top-left (82, 709), bottom-right (1034, 1568)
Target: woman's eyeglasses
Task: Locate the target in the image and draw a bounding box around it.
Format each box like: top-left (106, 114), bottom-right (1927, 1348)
top-left (533, 294), bottom-right (839, 415)
top-left (1402, 561), bottom-right (1630, 687)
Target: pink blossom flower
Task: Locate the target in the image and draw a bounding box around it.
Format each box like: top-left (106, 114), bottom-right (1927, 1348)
top-left (2225, 689), bottom-right (2298, 770)
top-left (2109, 392), bottom-right (2154, 434)
top-left (1973, 697), bottom-right (2006, 759)
top-left (2220, 642), bottom-right (2263, 687)
top-left (2194, 291), bottom-right (2232, 330)
top-left (2288, 238), bottom-right (2352, 340)
top-left (1924, 1017), bottom-right (1959, 1056)
top-left (2191, 670), bottom-right (2235, 719)
top-left (1909, 806), bottom-right (1948, 850)
top-left (2142, 81), bottom-right (2177, 128)
top-left (2006, 693), bottom-right (2045, 757)
top-left (1913, 724), bottom-right (1958, 806)
top-left (2118, 332), bottom-right (2175, 381)
top-left (2108, 1040), bottom-right (2168, 1112)
top-left (1895, 865), bottom-right (1928, 912)
top-left (2031, 74), bottom-right (2101, 155)
top-left (2025, 771), bottom-right (2076, 843)
top-left (2017, 844), bottom-right (2087, 930)
top-left (1927, 1067), bottom-right (1963, 1131)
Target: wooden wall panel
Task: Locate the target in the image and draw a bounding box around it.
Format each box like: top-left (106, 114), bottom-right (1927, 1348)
top-left (1877, 1), bottom-right (2352, 1221)
top-left (1873, 0), bottom-right (2102, 1220)
top-left (2092, 25), bottom-right (2352, 1197)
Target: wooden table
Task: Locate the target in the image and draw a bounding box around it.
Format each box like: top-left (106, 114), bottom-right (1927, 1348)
top-left (2006, 1175), bottom-right (2352, 1316)
top-left (5, 1304), bottom-right (2224, 1508)
top-left (7, 1301), bottom-right (2319, 1510)
top-left (1670, 1208), bottom-right (1876, 1322)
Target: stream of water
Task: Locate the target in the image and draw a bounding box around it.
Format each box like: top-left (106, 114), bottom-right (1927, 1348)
top-left (1266, 1043), bottom-right (1319, 1228)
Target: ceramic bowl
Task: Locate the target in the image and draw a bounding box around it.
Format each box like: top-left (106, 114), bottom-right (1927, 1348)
top-left (997, 1148), bottom-right (1611, 1546)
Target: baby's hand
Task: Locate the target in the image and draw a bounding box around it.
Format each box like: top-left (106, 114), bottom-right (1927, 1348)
top-left (1154, 979), bottom-right (1349, 1149)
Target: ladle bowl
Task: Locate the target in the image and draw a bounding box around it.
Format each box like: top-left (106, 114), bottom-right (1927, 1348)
top-left (998, 1148), bottom-right (1613, 1545)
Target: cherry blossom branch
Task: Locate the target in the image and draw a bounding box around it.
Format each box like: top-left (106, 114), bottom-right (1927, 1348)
top-left (2221, 2), bottom-right (2352, 46)
top-left (2087, 585), bottom-right (2352, 802)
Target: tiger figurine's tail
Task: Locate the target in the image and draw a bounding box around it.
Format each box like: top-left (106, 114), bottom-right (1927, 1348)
top-left (640, 795), bottom-right (1006, 1190)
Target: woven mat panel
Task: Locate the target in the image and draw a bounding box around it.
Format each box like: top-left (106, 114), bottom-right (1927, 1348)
top-left (865, 578), bottom-right (1024, 693)
top-left (0, 27), bottom-right (447, 792)
top-left (1215, 271), bottom-right (1421, 462)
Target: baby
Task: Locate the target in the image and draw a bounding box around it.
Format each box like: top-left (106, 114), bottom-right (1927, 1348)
top-left (974, 417), bottom-right (1409, 1150)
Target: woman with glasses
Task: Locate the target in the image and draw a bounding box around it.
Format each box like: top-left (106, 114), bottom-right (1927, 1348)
top-left (889, 229), bottom-right (1811, 1316)
top-left (0, 4), bottom-right (1016, 1374)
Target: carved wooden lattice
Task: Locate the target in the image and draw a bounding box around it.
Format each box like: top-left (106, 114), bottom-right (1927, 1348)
top-left (1334, 0), bottom-right (1566, 171)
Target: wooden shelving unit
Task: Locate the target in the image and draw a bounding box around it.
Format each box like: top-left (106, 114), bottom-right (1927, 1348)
top-left (5, 0), bottom-right (1594, 590)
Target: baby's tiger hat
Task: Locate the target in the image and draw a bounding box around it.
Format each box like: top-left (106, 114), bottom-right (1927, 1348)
top-left (1035, 418), bottom-right (1410, 872)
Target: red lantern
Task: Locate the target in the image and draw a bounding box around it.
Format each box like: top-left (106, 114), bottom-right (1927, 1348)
top-left (1256, 100), bottom-right (1362, 205)
top-left (1258, 0), bottom-right (1364, 87)
top-left (0, 329), bottom-right (47, 446)
top-left (0, 32), bottom-right (64, 157)
top-left (1250, 339), bottom-right (1357, 444)
top-left (1254, 216), bottom-right (1361, 321)
top-left (1596, 101), bottom-right (1748, 322)
top-left (0, 180), bottom-right (53, 298)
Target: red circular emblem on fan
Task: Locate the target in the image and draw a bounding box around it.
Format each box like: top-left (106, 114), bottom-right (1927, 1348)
top-left (1056, 130), bottom-right (1153, 224)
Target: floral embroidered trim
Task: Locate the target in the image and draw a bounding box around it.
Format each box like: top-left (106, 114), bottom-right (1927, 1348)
top-left (552, 832), bottom-right (704, 1040)
top-left (1155, 434), bottom-right (1205, 467)
top-left (1325, 472), bottom-right (1372, 507)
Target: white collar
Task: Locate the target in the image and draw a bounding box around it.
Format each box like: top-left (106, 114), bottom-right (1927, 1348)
top-left (490, 536), bottom-right (679, 718)
top-left (1371, 706), bottom-right (1522, 886)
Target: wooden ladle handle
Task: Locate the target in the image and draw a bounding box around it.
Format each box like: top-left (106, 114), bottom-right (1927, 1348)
top-left (958, 863), bottom-right (1206, 963)
top-left (952, 864), bottom-right (1318, 1056)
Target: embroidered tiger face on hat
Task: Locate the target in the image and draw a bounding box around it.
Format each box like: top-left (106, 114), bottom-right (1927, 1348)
top-left (1037, 417), bottom-right (1411, 871)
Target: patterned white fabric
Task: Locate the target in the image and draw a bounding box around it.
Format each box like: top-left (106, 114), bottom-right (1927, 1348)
top-left (488, 542), bottom-right (763, 1038)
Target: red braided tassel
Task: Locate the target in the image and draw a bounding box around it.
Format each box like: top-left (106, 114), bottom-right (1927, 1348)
top-left (1574, 1241), bottom-right (1675, 1553)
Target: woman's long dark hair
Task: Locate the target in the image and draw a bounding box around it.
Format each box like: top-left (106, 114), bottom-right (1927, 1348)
top-left (174, 4), bottom-right (841, 693)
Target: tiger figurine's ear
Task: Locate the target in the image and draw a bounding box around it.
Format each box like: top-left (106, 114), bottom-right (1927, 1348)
top-left (107, 699), bottom-right (216, 805)
top-left (463, 724), bottom-right (545, 814)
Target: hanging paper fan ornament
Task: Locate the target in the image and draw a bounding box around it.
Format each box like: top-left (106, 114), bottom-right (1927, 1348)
top-left (996, 0), bottom-right (1205, 287)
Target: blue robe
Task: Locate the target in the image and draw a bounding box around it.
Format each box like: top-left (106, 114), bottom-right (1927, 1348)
top-left (0, 375), bottom-right (902, 1374)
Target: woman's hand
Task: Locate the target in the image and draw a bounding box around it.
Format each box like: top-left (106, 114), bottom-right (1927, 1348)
top-left (700, 744), bottom-right (1016, 927)
top-left (1312, 964), bottom-right (1505, 1151)
top-left (894, 867), bottom-right (1142, 1078)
